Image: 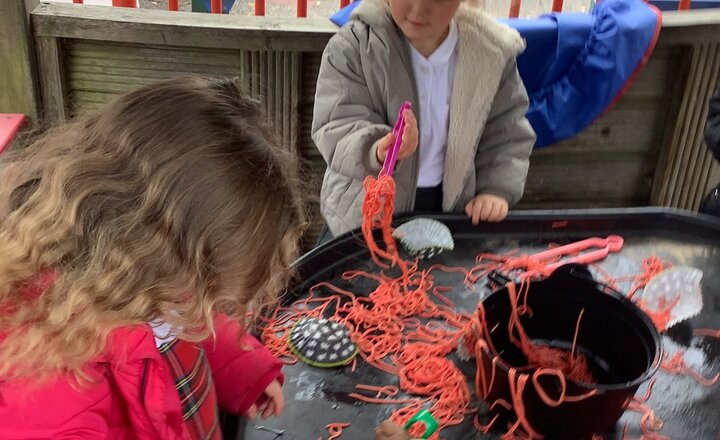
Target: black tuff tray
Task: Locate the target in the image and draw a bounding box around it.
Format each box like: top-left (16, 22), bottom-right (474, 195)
top-left (235, 208), bottom-right (720, 440)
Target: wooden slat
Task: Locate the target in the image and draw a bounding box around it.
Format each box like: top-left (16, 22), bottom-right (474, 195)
top-left (652, 42), bottom-right (720, 210)
top-left (32, 2), bottom-right (335, 52)
top-left (289, 52), bottom-right (299, 152)
top-left (1, 0), bottom-right (39, 118)
top-left (236, 50), bottom-right (301, 152)
top-left (622, 46), bottom-right (683, 99)
top-left (65, 44), bottom-right (242, 66)
top-left (298, 51), bottom-right (323, 244)
top-left (682, 45), bottom-right (720, 209)
top-left (71, 90), bottom-right (121, 104)
top-left (662, 9), bottom-right (720, 28)
top-left (65, 40), bottom-right (301, 152)
top-left (522, 159), bottom-right (653, 207)
top-left (64, 39), bottom-right (244, 116)
top-left (537, 98), bottom-right (673, 155)
top-left (258, 52), bottom-right (267, 110)
top-left (36, 36), bottom-right (67, 123)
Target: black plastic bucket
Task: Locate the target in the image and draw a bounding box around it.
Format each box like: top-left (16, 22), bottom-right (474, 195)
top-left (478, 264), bottom-right (662, 439)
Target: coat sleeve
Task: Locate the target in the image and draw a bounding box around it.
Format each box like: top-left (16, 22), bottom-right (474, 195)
top-left (203, 315), bottom-right (284, 415)
top-left (311, 31), bottom-right (390, 181)
top-left (0, 373), bottom-right (112, 440)
top-left (706, 87), bottom-right (720, 161)
top-left (474, 58), bottom-right (536, 206)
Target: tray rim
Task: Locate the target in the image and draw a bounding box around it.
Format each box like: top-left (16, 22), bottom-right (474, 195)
top-left (296, 207), bottom-right (720, 272)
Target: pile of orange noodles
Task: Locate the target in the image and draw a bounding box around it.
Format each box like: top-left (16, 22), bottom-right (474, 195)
top-left (261, 175), bottom-right (474, 439)
top-left (258, 174), bottom-right (718, 440)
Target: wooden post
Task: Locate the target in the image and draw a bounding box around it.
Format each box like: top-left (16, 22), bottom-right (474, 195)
top-left (508, 0), bottom-right (521, 18)
top-left (112, 0), bottom-right (138, 7)
top-left (255, 0), bottom-right (265, 16)
top-left (35, 36), bottom-right (68, 125)
top-left (297, 0), bottom-right (307, 18)
top-left (0, 0), bottom-right (40, 120)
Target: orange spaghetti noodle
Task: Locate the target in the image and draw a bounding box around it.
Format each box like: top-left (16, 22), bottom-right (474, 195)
top-left (661, 352), bottom-right (719, 387)
top-left (259, 175), bottom-right (700, 439)
top-left (319, 422), bottom-right (351, 440)
top-left (461, 278), bottom-right (599, 439)
top-left (694, 328), bottom-right (720, 338)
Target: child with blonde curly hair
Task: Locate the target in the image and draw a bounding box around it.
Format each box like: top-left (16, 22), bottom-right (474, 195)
top-left (0, 76), bottom-right (306, 439)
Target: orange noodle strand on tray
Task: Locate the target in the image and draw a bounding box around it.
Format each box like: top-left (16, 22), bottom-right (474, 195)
top-left (260, 174), bottom-right (698, 439)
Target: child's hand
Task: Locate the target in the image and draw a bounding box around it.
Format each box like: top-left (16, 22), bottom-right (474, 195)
top-left (245, 379), bottom-right (284, 419)
top-left (374, 420), bottom-right (411, 440)
top-left (376, 109), bottom-right (419, 164)
top-left (465, 194), bottom-right (509, 224)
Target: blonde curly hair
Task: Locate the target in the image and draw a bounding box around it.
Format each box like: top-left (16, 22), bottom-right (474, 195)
top-left (0, 76), bottom-right (306, 381)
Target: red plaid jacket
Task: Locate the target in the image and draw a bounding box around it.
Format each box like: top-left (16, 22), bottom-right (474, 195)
top-left (0, 314), bottom-right (283, 439)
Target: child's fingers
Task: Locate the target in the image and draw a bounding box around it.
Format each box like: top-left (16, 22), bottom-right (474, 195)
top-left (404, 109), bottom-right (417, 128)
top-left (399, 128), bottom-right (418, 160)
top-left (498, 201), bottom-right (509, 221)
top-left (398, 143), bottom-right (417, 160)
top-left (479, 201), bottom-right (494, 221)
top-left (257, 399), bottom-right (270, 418)
top-left (381, 132), bottom-right (396, 149)
top-left (376, 132), bottom-right (396, 163)
top-left (400, 110), bottom-right (418, 151)
top-left (261, 400), bottom-right (275, 419)
top-left (246, 404), bottom-right (258, 419)
top-left (275, 393), bottom-right (285, 415)
top-left (471, 201), bottom-right (484, 225)
top-left (375, 420), bottom-right (403, 434)
top-left (375, 420), bottom-right (411, 439)
top-left (265, 380), bottom-right (285, 415)
top-left (488, 202), bottom-right (503, 222)
top-left (465, 199), bottom-right (474, 218)
top-left (269, 393), bottom-right (284, 416)
top-left (405, 113), bottom-right (418, 140)
top-left (402, 125), bottom-right (417, 144)
top-left (488, 200), bottom-right (508, 222)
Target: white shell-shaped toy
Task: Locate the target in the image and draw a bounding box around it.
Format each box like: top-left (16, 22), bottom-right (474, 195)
top-left (642, 266), bottom-right (703, 331)
top-left (392, 218), bottom-right (454, 259)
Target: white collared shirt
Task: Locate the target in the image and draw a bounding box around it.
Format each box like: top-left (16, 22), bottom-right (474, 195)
top-left (409, 20), bottom-right (459, 188)
top-left (150, 319), bottom-right (178, 348)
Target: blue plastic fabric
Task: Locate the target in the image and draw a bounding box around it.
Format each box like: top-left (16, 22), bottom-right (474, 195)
top-left (500, 14), bottom-right (593, 95)
top-left (516, 0), bottom-right (660, 146)
top-left (328, 0), bottom-right (660, 147)
top-left (330, 0), bottom-right (360, 26)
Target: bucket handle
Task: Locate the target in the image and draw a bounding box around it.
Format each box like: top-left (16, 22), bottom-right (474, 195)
top-left (566, 265), bottom-right (627, 298)
top-left (488, 270), bottom-right (514, 288)
top-left (489, 264), bottom-right (627, 299)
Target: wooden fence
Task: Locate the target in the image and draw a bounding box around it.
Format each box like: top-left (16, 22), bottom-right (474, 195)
top-left (2, 2), bottom-right (719, 242)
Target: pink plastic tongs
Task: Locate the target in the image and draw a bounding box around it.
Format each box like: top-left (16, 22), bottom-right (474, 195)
top-left (379, 101), bottom-right (412, 178)
top-left (523, 235), bottom-right (625, 279)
